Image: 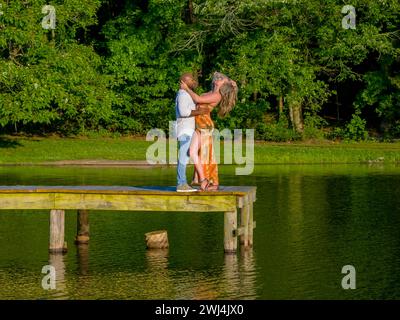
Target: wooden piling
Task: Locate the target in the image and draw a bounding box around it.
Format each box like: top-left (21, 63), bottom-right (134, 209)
top-left (75, 209), bottom-right (90, 244)
top-left (145, 230), bottom-right (169, 249)
top-left (49, 209), bottom-right (67, 253)
top-left (249, 193), bottom-right (255, 247)
top-left (239, 198), bottom-right (250, 248)
top-left (224, 210), bottom-right (237, 253)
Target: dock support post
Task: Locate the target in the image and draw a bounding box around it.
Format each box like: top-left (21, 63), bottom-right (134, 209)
top-left (49, 209), bottom-right (67, 253)
top-left (224, 210), bottom-right (237, 254)
top-left (75, 210), bottom-right (90, 244)
top-left (239, 197), bottom-right (250, 248)
top-left (249, 193), bottom-right (255, 247)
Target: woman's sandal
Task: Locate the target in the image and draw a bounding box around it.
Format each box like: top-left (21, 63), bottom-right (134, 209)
top-left (199, 178), bottom-right (210, 191)
top-left (207, 184), bottom-right (219, 191)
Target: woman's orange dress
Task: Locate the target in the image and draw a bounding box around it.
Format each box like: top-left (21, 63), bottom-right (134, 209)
top-left (194, 111), bottom-right (219, 186)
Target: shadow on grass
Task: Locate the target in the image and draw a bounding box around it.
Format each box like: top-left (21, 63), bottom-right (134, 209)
top-left (0, 136), bottom-right (22, 148)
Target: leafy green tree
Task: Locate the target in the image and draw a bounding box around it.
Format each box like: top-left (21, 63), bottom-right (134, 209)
top-left (0, 0), bottom-right (116, 134)
top-left (0, 0), bottom-right (399, 140)
top-left (101, 0), bottom-right (200, 133)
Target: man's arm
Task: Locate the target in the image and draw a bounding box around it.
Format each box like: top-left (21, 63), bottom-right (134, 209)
top-left (189, 106), bottom-right (209, 117)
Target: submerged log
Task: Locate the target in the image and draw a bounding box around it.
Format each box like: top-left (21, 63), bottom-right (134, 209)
top-left (145, 230), bottom-right (169, 249)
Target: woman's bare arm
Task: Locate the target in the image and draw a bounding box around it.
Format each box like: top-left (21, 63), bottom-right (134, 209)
top-left (180, 81), bottom-right (221, 104)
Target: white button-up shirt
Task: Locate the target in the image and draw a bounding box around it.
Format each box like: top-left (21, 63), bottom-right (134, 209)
top-left (175, 89), bottom-right (196, 138)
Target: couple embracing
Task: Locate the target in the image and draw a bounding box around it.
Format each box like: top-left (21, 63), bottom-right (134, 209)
top-left (176, 72), bottom-right (238, 192)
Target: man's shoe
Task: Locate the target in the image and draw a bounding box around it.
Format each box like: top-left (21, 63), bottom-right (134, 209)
top-left (177, 184), bottom-right (198, 192)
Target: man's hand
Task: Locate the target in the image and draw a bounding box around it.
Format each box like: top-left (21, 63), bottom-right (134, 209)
top-left (199, 105), bottom-right (212, 112)
top-left (190, 106), bottom-right (209, 117)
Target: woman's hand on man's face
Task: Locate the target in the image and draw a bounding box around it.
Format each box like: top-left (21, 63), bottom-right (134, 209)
top-left (180, 80), bottom-right (189, 91)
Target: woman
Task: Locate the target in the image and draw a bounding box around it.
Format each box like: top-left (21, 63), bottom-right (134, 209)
top-left (180, 72), bottom-right (238, 191)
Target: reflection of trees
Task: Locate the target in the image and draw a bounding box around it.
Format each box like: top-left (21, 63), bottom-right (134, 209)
top-left (285, 173), bottom-right (333, 297)
top-left (287, 174), bottom-right (304, 244)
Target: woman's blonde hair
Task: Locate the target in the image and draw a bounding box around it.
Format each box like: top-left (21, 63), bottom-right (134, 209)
top-left (218, 82), bottom-right (238, 118)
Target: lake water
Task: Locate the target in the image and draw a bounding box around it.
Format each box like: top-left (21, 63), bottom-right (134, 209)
top-left (0, 164), bottom-right (400, 300)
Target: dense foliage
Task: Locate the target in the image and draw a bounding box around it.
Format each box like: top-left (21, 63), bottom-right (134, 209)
top-left (0, 0), bottom-right (399, 140)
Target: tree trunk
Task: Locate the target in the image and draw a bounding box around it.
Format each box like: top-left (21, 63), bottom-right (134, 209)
top-left (278, 96), bottom-right (284, 118)
top-left (253, 91), bottom-right (258, 101)
top-left (185, 0), bottom-right (195, 24)
top-left (293, 101), bottom-right (304, 133)
top-left (289, 100), bottom-right (304, 133)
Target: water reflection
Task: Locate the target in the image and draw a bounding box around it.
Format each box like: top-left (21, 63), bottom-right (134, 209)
top-left (42, 243), bottom-right (255, 300)
top-left (146, 249), bottom-right (169, 271)
top-left (1, 164), bottom-right (400, 299)
top-left (287, 174), bottom-right (304, 244)
top-left (220, 250), bottom-right (257, 299)
top-left (76, 244), bottom-right (89, 276)
top-left (239, 249), bottom-right (257, 299)
top-left (48, 253), bottom-right (67, 299)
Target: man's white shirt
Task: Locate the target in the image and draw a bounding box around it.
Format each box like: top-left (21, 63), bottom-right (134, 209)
top-left (175, 89), bottom-right (196, 138)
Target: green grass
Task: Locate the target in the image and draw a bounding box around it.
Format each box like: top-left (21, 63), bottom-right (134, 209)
top-left (0, 135), bottom-right (150, 163)
top-left (254, 141), bottom-right (400, 164)
top-left (1, 135), bottom-right (400, 164)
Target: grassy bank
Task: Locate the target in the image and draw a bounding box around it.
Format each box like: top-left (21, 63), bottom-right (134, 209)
top-left (1, 135), bottom-right (400, 165)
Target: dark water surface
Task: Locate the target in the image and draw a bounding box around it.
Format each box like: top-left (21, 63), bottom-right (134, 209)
top-left (1, 164), bottom-right (400, 299)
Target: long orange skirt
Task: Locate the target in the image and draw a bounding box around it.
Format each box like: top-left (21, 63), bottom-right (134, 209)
top-left (193, 128), bottom-right (219, 186)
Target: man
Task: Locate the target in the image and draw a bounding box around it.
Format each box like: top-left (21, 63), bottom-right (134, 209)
top-left (176, 73), bottom-right (206, 192)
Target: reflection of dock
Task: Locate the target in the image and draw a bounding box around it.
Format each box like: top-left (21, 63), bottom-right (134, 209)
top-left (38, 222), bottom-right (257, 299)
top-left (48, 253), bottom-right (67, 299)
top-left (178, 249), bottom-right (258, 300)
top-left (0, 185), bottom-right (256, 253)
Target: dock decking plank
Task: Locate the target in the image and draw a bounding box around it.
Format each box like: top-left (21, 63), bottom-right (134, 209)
top-left (0, 185), bottom-right (256, 196)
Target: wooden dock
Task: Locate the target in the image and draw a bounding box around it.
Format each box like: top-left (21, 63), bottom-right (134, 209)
top-left (0, 186), bottom-right (256, 253)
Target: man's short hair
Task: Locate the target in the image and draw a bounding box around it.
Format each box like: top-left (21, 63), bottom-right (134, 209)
top-left (180, 73), bottom-right (195, 82)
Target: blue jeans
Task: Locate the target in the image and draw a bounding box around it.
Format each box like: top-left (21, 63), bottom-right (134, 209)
top-left (177, 134), bottom-right (192, 186)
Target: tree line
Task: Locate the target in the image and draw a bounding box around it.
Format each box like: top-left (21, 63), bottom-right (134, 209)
top-left (0, 0), bottom-right (399, 141)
